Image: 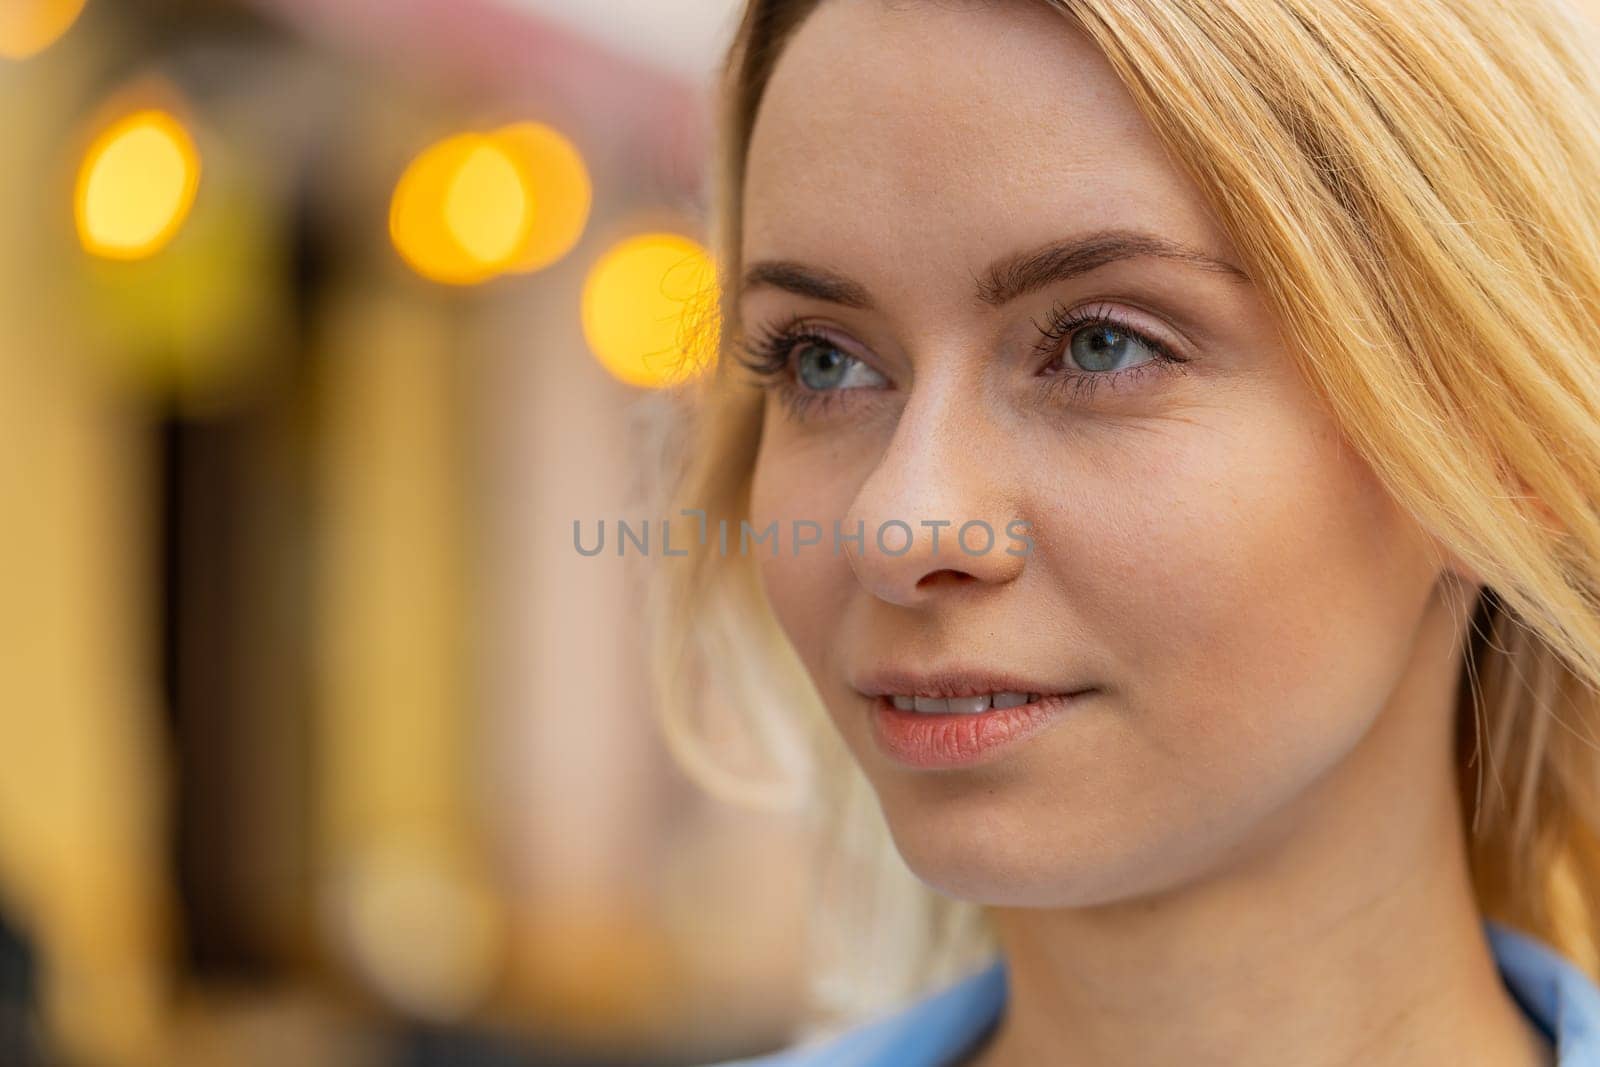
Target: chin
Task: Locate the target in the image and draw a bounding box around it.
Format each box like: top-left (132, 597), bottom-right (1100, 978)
top-left (878, 805), bottom-right (1166, 909)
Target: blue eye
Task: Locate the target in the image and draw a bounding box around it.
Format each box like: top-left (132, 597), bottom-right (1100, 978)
top-left (796, 341), bottom-right (847, 388)
top-left (1067, 324), bottom-right (1158, 373)
top-left (735, 318), bottom-right (890, 419)
top-left (795, 341), bottom-right (882, 390)
top-left (1033, 301), bottom-right (1191, 404)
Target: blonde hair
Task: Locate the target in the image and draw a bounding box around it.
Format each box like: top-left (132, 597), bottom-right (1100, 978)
top-left (646, 0), bottom-right (1600, 1039)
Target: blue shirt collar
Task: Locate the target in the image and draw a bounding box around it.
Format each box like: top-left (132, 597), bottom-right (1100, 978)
top-left (758, 919), bottom-right (1600, 1065)
top-left (1487, 920), bottom-right (1600, 1064)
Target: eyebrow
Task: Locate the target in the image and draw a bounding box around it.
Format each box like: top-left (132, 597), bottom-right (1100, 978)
top-left (739, 227), bottom-right (1252, 310)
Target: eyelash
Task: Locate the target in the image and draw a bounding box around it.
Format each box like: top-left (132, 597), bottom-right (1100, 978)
top-left (735, 302), bottom-right (1189, 419)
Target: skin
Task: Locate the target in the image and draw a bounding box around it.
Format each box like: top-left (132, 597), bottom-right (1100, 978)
top-left (739, 1), bottom-right (1557, 1065)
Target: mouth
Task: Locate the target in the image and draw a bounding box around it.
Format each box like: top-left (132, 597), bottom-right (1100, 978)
top-left (853, 666), bottom-right (1094, 709)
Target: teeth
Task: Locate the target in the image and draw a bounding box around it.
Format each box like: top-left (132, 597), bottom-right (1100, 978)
top-left (889, 691), bottom-right (1041, 714)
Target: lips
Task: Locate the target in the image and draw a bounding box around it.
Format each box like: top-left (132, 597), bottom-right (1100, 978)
top-left (853, 665), bottom-right (1093, 702)
top-left (869, 687), bottom-right (1091, 767)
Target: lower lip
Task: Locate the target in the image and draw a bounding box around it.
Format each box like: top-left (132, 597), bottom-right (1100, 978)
top-left (869, 691), bottom-right (1092, 769)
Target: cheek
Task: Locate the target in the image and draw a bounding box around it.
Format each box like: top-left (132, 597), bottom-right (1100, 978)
top-left (1050, 401), bottom-right (1437, 821)
top-left (748, 428), bottom-right (863, 676)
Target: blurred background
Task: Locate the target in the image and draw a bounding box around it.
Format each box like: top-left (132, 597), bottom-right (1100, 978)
top-left (0, 1), bottom-right (820, 1064)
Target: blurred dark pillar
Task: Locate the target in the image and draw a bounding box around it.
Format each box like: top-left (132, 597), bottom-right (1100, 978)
top-left (157, 174), bottom-right (324, 982)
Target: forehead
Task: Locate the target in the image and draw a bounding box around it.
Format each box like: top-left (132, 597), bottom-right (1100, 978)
top-left (742, 0), bottom-right (1241, 305)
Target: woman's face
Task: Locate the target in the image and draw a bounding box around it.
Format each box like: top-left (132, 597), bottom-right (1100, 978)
top-left (742, 0), bottom-right (1470, 907)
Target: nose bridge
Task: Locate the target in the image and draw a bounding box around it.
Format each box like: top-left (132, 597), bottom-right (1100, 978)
top-left (842, 379), bottom-right (1025, 603)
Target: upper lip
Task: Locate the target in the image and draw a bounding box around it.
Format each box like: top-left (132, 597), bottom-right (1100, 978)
top-left (852, 665), bottom-right (1094, 700)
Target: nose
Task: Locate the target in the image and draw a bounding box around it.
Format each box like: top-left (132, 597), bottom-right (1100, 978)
top-left (840, 387), bottom-right (1027, 607)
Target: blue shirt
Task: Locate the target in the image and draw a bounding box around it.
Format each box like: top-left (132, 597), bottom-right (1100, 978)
top-left (706, 920), bottom-right (1600, 1065)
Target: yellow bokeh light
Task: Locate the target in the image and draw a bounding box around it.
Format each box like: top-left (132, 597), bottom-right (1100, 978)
top-left (75, 109), bottom-right (201, 261)
top-left (582, 234), bottom-right (720, 389)
top-left (0, 0), bottom-right (88, 60)
top-left (391, 123), bottom-right (591, 286)
top-left (392, 135), bottom-right (490, 286)
top-left (391, 133), bottom-right (536, 286)
top-left (443, 141), bottom-right (529, 267)
top-left (491, 122), bottom-right (592, 275)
